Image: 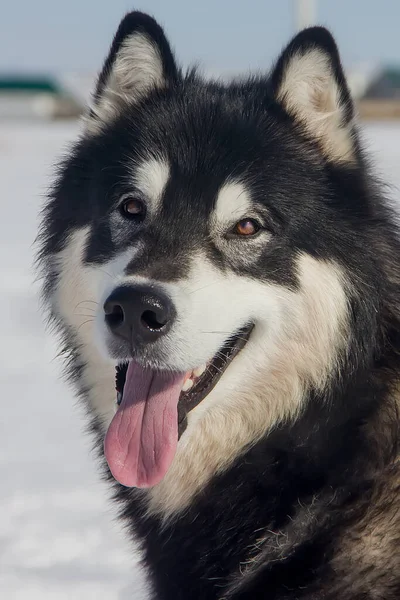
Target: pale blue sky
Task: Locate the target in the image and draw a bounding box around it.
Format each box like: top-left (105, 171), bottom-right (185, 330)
top-left (2, 0), bottom-right (400, 74)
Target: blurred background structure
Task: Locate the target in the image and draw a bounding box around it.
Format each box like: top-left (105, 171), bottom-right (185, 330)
top-left (0, 2), bottom-right (399, 598)
top-left (1, 0), bottom-right (400, 122)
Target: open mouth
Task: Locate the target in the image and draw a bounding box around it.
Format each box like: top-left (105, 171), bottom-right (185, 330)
top-left (106, 324), bottom-right (253, 488)
top-left (115, 323), bottom-right (253, 420)
top-left (177, 323), bottom-right (253, 427)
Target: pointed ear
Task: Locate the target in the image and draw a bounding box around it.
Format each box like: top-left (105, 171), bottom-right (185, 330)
top-left (270, 27), bottom-right (355, 163)
top-left (86, 12), bottom-right (178, 133)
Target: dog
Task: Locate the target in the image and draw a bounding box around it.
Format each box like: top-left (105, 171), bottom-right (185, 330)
top-left (37, 11), bottom-right (400, 599)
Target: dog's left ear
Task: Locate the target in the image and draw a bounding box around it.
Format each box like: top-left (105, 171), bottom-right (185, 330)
top-left (87, 12), bottom-right (178, 133)
top-left (270, 27), bottom-right (355, 163)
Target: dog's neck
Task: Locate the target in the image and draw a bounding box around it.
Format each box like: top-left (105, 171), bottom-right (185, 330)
top-left (115, 380), bottom-right (400, 600)
top-left (142, 366), bottom-right (399, 522)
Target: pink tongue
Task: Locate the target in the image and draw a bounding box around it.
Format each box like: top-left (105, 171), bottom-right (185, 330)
top-left (104, 362), bottom-right (186, 488)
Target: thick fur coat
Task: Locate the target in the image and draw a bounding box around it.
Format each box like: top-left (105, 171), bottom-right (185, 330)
top-left (37, 12), bottom-right (400, 599)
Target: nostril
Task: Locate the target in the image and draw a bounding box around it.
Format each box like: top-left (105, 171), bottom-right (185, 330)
top-left (105, 303), bottom-right (124, 329)
top-left (103, 285), bottom-right (175, 341)
top-left (141, 309), bottom-right (167, 331)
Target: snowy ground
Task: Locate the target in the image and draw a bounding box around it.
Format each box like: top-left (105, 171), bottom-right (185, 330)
top-left (0, 122), bottom-right (147, 599)
top-left (0, 121), bottom-right (399, 598)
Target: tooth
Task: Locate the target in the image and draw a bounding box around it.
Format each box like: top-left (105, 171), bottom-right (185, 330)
top-left (182, 379), bottom-right (194, 392)
top-left (193, 364), bottom-right (206, 378)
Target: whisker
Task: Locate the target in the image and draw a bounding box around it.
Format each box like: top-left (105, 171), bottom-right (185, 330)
top-left (200, 330), bottom-right (231, 334)
top-left (77, 319), bottom-right (94, 332)
top-left (74, 300), bottom-right (99, 311)
top-left (96, 267), bottom-right (114, 281)
top-left (187, 281), bottom-right (222, 295)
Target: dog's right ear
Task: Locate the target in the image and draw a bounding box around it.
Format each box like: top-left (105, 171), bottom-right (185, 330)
top-left (86, 12), bottom-right (178, 133)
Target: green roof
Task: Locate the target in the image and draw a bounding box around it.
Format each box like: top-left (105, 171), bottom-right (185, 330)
top-left (382, 68), bottom-right (400, 86)
top-left (0, 76), bottom-right (60, 93)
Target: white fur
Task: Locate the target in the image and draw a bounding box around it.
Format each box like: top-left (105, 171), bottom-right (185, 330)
top-left (53, 230), bottom-right (148, 372)
top-left (211, 180), bottom-right (272, 266)
top-left (52, 228), bottom-right (117, 426)
top-left (133, 157), bottom-right (170, 213)
top-left (86, 32), bottom-right (165, 134)
top-left (146, 253), bottom-right (349, 517)
top-left (276, 49), bottom-right (354, 163)
top-left (52, 230), bottom-right (349, 519)
top-left (213, 182), bottom-right (253, 226)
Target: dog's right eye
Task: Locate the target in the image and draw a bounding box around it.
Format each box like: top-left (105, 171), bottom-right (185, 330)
top-left (119, 196), bottom-right (146, 220)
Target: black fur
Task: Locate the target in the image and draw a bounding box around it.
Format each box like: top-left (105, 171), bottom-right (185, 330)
top-left (37, 13), bottom-right (400, 600)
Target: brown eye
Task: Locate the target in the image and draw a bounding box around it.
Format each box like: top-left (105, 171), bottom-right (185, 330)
top-left (120, 196), bottom-right (146, 220)
top-left (232, 218), bottom-right (261, 237)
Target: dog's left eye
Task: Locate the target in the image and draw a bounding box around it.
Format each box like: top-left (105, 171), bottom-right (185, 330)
top-left (229, 218), bottom-right (261, 238)
top-left (119, 195), bottom-right (146, 220)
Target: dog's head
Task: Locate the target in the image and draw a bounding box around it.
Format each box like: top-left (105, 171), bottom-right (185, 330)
top-left (40, 13), bottom-right (373, 512)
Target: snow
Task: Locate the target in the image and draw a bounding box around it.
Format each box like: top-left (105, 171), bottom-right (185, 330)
top-left (0, 120), bottom-right (399, 598)
top-left (0, 122), bottom-right (148, 599)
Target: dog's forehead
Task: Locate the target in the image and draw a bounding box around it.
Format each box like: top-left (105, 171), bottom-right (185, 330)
top-left (93, 88), bottom-right (323, 232)
top-left (133, 154), bottom-right (253, 221)
top-left (117, 91), bottom-right (278, 208)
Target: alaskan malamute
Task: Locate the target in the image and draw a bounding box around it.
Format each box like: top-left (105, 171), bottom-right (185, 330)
top-left (38, 12), bottom-right (400, 599)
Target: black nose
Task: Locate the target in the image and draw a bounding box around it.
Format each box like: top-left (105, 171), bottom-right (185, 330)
top-left (104, 285), bottom-right (176, 344)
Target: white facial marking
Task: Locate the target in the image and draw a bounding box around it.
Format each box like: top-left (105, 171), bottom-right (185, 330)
top-left (211, 181), bottom-right (271, 265)
top-left (134, 157), bottom-right (170, 213)
top-left (51, 228), bottom-right (147, 425)
top-left (144, 252), bottom-right (349, 519)
top-left (213, 181), bottom-right (253, 227)
top-left (52, 228), bottom-right (116, 427)
top-left (52, 227), bottom-right (349, 521)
